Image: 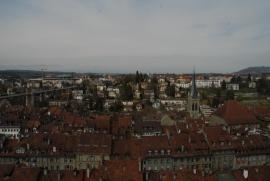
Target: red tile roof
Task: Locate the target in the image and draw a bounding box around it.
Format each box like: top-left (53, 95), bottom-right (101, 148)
top-left (4, 133), bottom-right (112, 156)
top-left (215, 100), bottom-right (257, 125)
top-left (9, 166), bottom-right (41, 181)
top-left (252, 107), bottom-right (270, 119)
top-left (0, 164), bottom-right (14, 178)
top-left (232, 166), bottom-right (270, 181)
top-left (89, 159), bottom-right (142, 181)
top-left (111, 116), bottom-right (132, 135)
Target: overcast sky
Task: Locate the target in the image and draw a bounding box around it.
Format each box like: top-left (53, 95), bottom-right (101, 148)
top-left (0, 0), bottom-right (270, 73)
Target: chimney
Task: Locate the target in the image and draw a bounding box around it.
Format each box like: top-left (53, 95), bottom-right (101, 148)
top-left (243, 169), bottom-right (248, 179)
top-left (86, 167), bottom-right (90, 178)
top-left (43, 168), bottom-right (47, 176)
top-left (202, 171), bottom-right (205, 177)
top-left (138, 158), bottom-right (141, 172)
top-left (47, 138), bottom-right (51, 145)
top-left (193, 168), bottom-right (197, 175)
top-left (53, 146), bottom-right (56, 153)
top-left (57, 172), bottom-right (61, 181)
top-left (181, 145), bottom-right (184, 152)
top-left (26, 143), bottom-right (30, 150)
top-left (255, 168), bottom-right (259, 173)
top-left (145, 172), bottom-right (149, 181)
top-left (73, 168), bottom-right (77, 176)
top-left (166, 129), bottom-right (170, 140)
top-left (242, 140), bottom-right (245, 146)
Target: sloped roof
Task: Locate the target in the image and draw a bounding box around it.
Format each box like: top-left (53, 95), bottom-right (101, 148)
top-left (161, 115), bottom-right (175, 126)
top-left (215, 100), bottom-right (257, 125)
top-left (89, 159), bottom-right (142, 181)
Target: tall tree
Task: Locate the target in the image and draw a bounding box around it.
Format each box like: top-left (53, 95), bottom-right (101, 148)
top-left (120, 84), bottom-right (133, 100)
top-left (221, 80), bottom-right (226, 90)
top-left (226, 90), bottom-right (235, 100)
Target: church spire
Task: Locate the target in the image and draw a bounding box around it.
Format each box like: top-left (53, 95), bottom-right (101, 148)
top-left (190, 67), bottom-right (198, 98)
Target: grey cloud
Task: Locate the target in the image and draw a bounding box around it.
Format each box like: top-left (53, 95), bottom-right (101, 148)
top-left (0, 0), bottom-right (269, 73)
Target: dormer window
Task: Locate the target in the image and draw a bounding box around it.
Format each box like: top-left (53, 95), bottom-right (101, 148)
top-left (161, 150), bottom-right (164, 155)
top-left (181, 145), bottom-right (185, 152)
top-left (220, 142), bottom-right (224, 146)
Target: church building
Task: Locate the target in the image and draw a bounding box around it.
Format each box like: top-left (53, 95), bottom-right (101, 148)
top-left (187, 69), bottom-right (200, 118)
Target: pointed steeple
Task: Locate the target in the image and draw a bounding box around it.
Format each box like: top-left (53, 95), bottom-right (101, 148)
top-left (190, 67), bottom-right (198, 98)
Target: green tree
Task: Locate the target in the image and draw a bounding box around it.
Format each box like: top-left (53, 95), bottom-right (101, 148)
top-left (135, 70), bottom-right (140, 83)
top-left (150, 76), bottom-right (159, 99)
top-left (95, 97), bottom-right (104, 112)
top-left (221, 80), bottom-right (226, 90)
top-left (212, 97), bottom-right (220, 108)
top-left (120, 84), bottom-right (133, 100)
top-left (165, 83), bottom-right (175, 97)
top-left (257, 77), bottom-right (270, 96)
top-left (247, 73), bottom-right (252, 82)
top-left (110, 101), bottom-right (123, 112)
top-left (226, 90), bottom-right (235, 100)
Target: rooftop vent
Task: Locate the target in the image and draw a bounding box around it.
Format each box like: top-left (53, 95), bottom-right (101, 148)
top-left (243, 169), bottom-right (248, 179)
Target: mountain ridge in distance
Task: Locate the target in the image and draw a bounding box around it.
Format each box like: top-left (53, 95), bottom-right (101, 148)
top-left (234, 66), bottom-right (270, 75)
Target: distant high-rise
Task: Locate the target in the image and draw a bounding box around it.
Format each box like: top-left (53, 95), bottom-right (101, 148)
top-left (187, 68), bottom-right (200, 118)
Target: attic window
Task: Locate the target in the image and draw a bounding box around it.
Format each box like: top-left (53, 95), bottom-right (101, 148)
top-left (220, 142), bottom-right (224, 146)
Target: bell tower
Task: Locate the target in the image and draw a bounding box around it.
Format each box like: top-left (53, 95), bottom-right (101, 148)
top-left (188, 68), bottom-right (200, 118)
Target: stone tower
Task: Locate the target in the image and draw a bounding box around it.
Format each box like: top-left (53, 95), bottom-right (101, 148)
top-left (188, 69), bottom-right (200, 118)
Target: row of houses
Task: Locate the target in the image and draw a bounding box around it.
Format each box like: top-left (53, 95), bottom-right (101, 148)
top-left (0, 99), bottom-right (269, 180)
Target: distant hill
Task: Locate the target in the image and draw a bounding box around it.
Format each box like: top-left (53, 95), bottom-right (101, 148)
top-left (235, 66), bottom-right (270, 75)
top-left (0, 70), bottom-right (75, 78)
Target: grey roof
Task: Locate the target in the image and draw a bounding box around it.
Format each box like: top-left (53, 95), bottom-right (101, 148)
top-left (218, 173), bottom-right (236, 181)
top-left (208, 115), bottom-right (228, 126)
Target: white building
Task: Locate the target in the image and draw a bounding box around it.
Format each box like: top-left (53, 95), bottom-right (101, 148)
top-left (175, 82), bottom-right (190, 89)
top-left (0, 125), bottom-right (21, 139)
top-left (196, 80), bottom-right (221, 88)
top-left (0, 79), bottom-right (4, 84)
top-left (72, 90), bottom-right (84, 100)
top-left (226, 83), bottom-right (239, 91)
top-left (200, 105), bottom-right (216, 118)
top-left (107, 87), bottom-right (120, 98)
top-left (175, 79), bottom-right (221, 89)
top-left (249, 82), bottom-right (256, 89)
